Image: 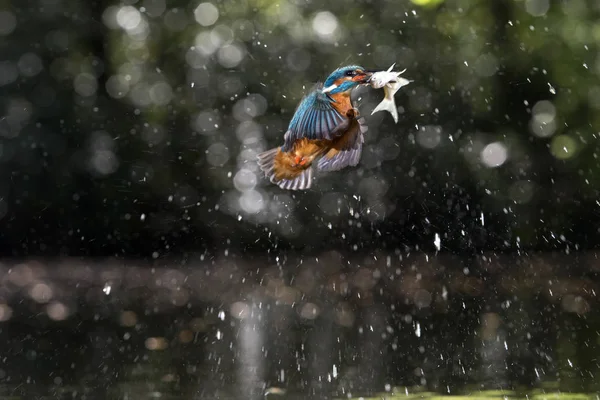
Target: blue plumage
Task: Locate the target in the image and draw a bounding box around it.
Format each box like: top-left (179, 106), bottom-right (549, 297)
top-left (281, 84), bottom-right (345, 152)
top-left (323, 65), bottom-right (365, 88)
top-left (258, 65), bottom-right (372, 190)
top-left (282, 65), bottom-right (366, 151)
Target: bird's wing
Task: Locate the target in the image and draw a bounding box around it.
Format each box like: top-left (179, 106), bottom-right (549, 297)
top-left (317, 117), bottom-right (367, 172)
top-left (281, 83), bottom-right (345, 152)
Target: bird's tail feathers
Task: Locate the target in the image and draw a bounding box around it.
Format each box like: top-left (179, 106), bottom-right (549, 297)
top-left (257, 148), bottom-right (313, 190)
top-left (257, 147), bottom-right (279, 177)
top-left (371, 98), bottom-right (398, 123)
top-left (275, 167), bottom-right (313, 190)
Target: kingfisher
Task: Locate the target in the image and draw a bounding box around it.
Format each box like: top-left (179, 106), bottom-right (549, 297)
top-left (257, 65), bottom-right (375, 190)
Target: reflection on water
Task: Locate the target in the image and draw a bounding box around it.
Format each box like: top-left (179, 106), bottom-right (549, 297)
top-left (237, 303), bottom-right (264, 400)
top-left (0, 252), bottom-right (598, 399)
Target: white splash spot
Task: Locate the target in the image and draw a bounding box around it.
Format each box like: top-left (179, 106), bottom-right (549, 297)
top-left (103, 283), bottom-right (112, 295)
top-left (434, 233), bottom-right (441, 251)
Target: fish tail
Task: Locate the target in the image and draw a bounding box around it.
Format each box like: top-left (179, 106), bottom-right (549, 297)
top-left (371, 98), bottom-right (398, 123)
top-left (257, 148), bottom-right (314, 190)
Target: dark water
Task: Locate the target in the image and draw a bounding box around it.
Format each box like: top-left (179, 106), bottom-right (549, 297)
top-left (0, 252), bottom-right (598, 399)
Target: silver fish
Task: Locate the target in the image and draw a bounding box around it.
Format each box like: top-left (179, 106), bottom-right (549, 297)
top-left (369, 63), bottom-right (410, 123)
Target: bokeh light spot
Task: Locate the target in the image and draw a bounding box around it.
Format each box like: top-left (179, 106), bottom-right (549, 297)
top-left (90, 150), bottom-right (119, 175)
top-left (416, 125), bottom-right (442, 149)
top-left (17, 53), bottom-right (43, 77)
top-left (145, 337), bottom-right (168, 350)
top-left (0, 304), bottom-right (12, 322)
top-left (120, 311), bottom-right (138, 327)
top-left (530, 100), bottom-right (557, 138)
top-left (481, 142), bottom-right (508, 168)
top-left (194, 2), bottom-right (219, 27)
top-left (235, 121), bottom-right (263, 144)
top-left (193, 110), bottom-right (221, 134)
top-left (286, 48), bottom-right (311, 72)
top-left (73, 73), bottom-right (98, 97)
top-left (233, 169), bottom-right (257, 192)
top-left (0, 61), bottom-right (19, 86)
top-left (186, 47), bottom-right (208, 69)
top-left (299, 303), bottom-right (320, 320)
top-left (149, 81), bottom-right (173, 105)
top-left (525, 0), bottom-right (550, 17)
top-left (206, 142), bottom-right (230, 167)
top-left (230, 302), bottom-right (250, 319)
top-left (239, 190), bottom-right (264, 214)
top-left (105, 75), bottom-right (130, 99)
top-left (218, 43), bottom-right (246, 68)
top-left (29, 282), bottom-right (53, 303)
top-left (474, 53), bottom-right (498, 77)
top-left (312, 12), bottom-right (339, 42)
top-left (0, 11), bottom-right (17, 36)
top-left (47, 302), bottom-right (69, 321)
top-left (116, 6), bottom-right (142, 31)
top-left (129, 83), bottom-right (152, 107)
top-left (509, 180), bottom-right (535, 204)
top-left (550, 134), bottom-right (577, 160)
top-left (410, 0), bottom-right (444, 6)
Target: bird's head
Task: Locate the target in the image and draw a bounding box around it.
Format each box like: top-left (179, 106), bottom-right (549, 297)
top-left (322, 65), bottom-right (373, 95)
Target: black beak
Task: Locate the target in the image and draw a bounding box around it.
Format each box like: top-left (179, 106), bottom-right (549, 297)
top-left (353, 70), bottom-right (372, 84)
top-left (361, 69), bottom-right (381, 83)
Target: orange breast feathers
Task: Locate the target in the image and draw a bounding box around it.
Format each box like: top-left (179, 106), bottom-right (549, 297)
top-left (328, 78), bottom-right (354, 116)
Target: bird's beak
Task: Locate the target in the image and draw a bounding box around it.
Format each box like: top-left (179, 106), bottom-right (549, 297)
top-left (353, 69), bottom-right (378, 84)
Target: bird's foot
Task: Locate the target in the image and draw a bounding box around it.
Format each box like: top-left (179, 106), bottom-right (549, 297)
top-left (293, 155), bottom-right (309, 167)
top-left (346, 108), bottom-right (359, 119)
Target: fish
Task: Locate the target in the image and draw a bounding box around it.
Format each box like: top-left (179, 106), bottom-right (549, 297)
top-left (369, 63), bottom-right (411, 123)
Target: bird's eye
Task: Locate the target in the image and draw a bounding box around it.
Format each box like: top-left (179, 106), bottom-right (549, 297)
top-left (345, 70), bottom-right (357, 77)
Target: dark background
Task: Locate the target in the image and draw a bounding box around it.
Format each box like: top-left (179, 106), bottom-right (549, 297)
top-left (1, 0), bottom-right (599, 259)
top-left (0, 0), bottom-right (599, 398)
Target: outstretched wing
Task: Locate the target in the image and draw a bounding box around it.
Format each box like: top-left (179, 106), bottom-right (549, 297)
top-left (281, 83), bottom-right (345, 152)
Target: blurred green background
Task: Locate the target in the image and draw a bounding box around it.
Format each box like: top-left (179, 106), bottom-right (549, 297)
top-left (1, 0), bottom-right (599, 257)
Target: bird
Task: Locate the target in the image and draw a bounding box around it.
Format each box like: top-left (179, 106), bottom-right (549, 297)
top-left (257, 65), bottom-right (375, 190)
